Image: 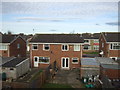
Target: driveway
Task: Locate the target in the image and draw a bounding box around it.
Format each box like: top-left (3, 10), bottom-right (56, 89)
top-left (49, 69), bottom-right (84, 88)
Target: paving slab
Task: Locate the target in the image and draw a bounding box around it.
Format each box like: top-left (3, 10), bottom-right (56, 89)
top-left (49, 69), bottom-right (85, 88)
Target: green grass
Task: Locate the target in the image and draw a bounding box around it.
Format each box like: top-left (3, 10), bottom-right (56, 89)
top-left (42, 83), bottom-right (73, 88)
top-left (83, 52), bottom-right (99, 54)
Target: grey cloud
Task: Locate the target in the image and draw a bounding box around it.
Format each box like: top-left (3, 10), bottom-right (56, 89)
top-left (15, 17), bottom-right (83, 22)
top-left (106, 22), bottom-right (119, 26)
top-left (2, 2), bottom-right (117, 17)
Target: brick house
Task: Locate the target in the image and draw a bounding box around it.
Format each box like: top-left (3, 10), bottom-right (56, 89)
top-left (0, 34), bottom-right (26, 57)
top-left (99, 32), bottom-right (120, 61)
top-left (82, 33), bottom-right (100, 52)
top-left (29, 34), bottom-right (84, 69)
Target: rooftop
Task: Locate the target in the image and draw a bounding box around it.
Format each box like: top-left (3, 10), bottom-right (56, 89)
top-left (81, 58), bottom-right (100, 66)
top-left (2, 57), bottom-right (27, 67)
top-left (101, 64), bottom-right (120, 69)
top-left (95, 57), bottom-right (118, 65)
top-left (82, 33), bottom-right (100, 39)
top-left (1, 34), bottom-right (26, 43)
top-left (102, 32), bottom-right (120, 42)
top-left (0, 56), bottom-right (15, 66)
top-left (30, 34), bottom-right (84, 43)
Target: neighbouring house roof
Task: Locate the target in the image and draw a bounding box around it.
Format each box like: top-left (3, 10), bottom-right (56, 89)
top-left (81, 58), bottom-right (100, 66)
top-left (30, 34), bottom-right (84, 43)
top-left (1, 34), bottom-right (26, 43)
top-left (82, 33), bottom-right (100, 39)
top-left (102, 32), bottom-right (120, 42)
top-left (1, 34), bottom-right (18, 43)
top-left (101, 64), bottom-right (120, 69)
top-left (95, 57), bottom-right (118, 65)
top-left (2, 57), bottom-right (27, 67)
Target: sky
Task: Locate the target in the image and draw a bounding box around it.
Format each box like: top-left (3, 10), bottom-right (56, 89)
top-left (0, 0), bottom-right (119, 34)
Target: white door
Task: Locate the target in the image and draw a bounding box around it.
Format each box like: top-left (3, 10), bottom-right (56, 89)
top-left (61, 58), bottom-right (69, 69)
top-left (34, 57), bottom-right (39, 67)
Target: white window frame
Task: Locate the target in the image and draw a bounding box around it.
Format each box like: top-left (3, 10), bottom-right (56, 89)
top-left (94, 45), bottom-right (99, 50)
top-left (32, 44), bottom-right (38, 50)
top-left (83, 45), bottom-right (91, 50)
top-left (84, 39), bottom-right (90, 43)
top-left (43, 44), bottom-right (50, 51)
top-left (110, 57), bottom-right (118, 61)
top-left (94, 39), bottom-right (99, 43)
top-left (17, 43), bottom-right (20, 49)
top-left (110, 43), bottom-right (120, 50)
top-left (39, 57), bottom-right (50, 64)
top-left (0, 44), bottom-right (8, 50)
top-left (72, 58), bottom-right (79, 64)
top-left (61, 57), bottom-right (70, 68)
top-left (74, 44), bottom-right (80, 51)
top-left (62, 44), bottom-right (69, 51)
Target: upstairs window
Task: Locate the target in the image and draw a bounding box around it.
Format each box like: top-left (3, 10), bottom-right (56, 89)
top-left (83, 45), bottom-right (91, 50)
top-left (32, 44), bottom-right (38, 50)
top-left (0, 45), bottom-right (7, 50)
top-left (43, 44), bottom-right (50, 51)
top-left (17, 43), bottom-right (20, 49)
top-left (62, 45), bottom-right (69, 51)
top-left (110, 43), bottom-right (120, 50)
top-left (84, 40), bottom-right (89, 43)
top-left (94, 45), bottom-right (99, 50)
top-left (74, 45), bottom-right (80, 51)
top-left (94, 40), bottom-right (99, 43)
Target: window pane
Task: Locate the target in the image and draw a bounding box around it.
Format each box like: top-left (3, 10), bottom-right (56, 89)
top-left (62, 45), bottom-right (64, 50)
top-left (111, 44), bottom-right (112, 49)
top-left (66, 58), bottom-right (68, 67)
top-left (62, 45), bottom-right (68, 50)
top-left (34, 57), bottom-right (38, 62)
top-left (62, 58), bottom-right (65, 67)
top-left (65, 45), bottom-right (67, 50)
top-left (72, 58), bottom-right (78, 64)
top-left (0, 45), bottom-right (7, 50)
top-left (44, 44), bottom-right (50, 50)
top-left (33, 44), bottom-right (38, 50)
top-left (74, 45), bottom-right (80, 51)
top-left (39, 57), bottom-right (49, 63)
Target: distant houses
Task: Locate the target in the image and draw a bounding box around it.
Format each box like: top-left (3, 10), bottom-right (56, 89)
top-left (82, 33), bottom-right (100, 52)
top-left (99, 32), bottom-right (120, 61)
top-left (0, 34), bottom-right (27, 57)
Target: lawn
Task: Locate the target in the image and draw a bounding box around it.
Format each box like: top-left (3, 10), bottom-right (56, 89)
top-left (42, 83), bottom-right (73, 88)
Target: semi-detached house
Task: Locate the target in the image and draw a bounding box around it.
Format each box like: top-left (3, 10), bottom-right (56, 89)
top-left (0, 34), bottom-right (26, 57)
top-left (29, 34), bottom-right (84, 69)
top-left (99, 32), bottom-right (120, 61)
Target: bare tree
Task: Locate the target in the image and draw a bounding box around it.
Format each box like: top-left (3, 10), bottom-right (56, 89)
top-left (7, 30), bottom-right (12, 35)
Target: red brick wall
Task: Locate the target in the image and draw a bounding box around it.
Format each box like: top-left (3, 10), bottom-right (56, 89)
top-left (30, 44), bottom-right (82, 69)
top-left (99, 34), bottom-right (120, 57)
top-left (0, 50), bottom-right (9, 57)
top-left (109, 50), bottom-right (120, 57)
top-left (9, 37), bottom-right (26, 57)
top-left (99, 34), bottom-right (110, 57)
top-left (100, 67), bottom-right (120, 79)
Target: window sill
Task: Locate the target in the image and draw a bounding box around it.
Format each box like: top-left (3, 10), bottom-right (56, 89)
top-left (72, 63), bottom-right (79, 64)
top-left (39, 63), bottom-right (50, 64)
